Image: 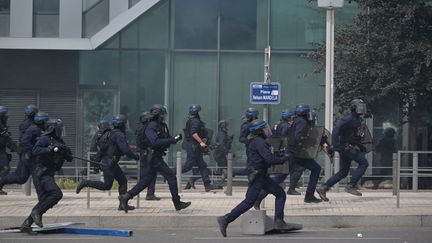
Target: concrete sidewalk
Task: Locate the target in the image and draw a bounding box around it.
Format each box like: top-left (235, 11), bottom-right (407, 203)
top-left (1, 186), bottom-right (431, 229)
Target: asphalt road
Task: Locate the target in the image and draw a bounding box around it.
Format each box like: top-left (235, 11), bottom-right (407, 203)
top-left (0, 226), bottom-right (431, 243)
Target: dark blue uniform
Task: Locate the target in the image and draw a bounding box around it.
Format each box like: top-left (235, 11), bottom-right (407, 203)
top-left (214, 130), bottom-right (230, 168)
top-left (0, 130), bottom-right (16, 177)
top-left (183, 117), bottom-right (211, 187)
top-left (291, 117), bottom-right (321, 196)
top-left (127, 121), bottom-right (181, 203)
top-left (0, 120), bottom-right (37, 187)
top-left (85, 129), bottom-right (137, 195)
top-left (224, 136), bottom-right (286, 223)
top-left (239, 122), bottom-right (250, 148)
top-left (324, 113), bottom-right (369, 187)
top-left (275, 120), bottom-right (289, 136)
top-left (31, 135), bottom-right (70, 217)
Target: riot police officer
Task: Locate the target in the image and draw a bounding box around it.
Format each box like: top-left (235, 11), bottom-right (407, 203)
top-left (217, 119), bottom-right (289, 237)
top-left (239, 107), bottom-right (259, 148)
top-left (134, 111), bottom-right (159, 201)
top-left (118, 104), bottom-right (190, 212)
top-left (0, 106), bottom-right (42, 195)
top-left (182, 104), bottom-right (215, 192)
top-left (76, 115), bottom-right (139, 211)
top-left (89, 119), bottom-right (111, 154)
top-left (21, 118), bottom-right (72, 235)
top-left (290, 104), bottom-right (322, 203)
top-left (317, 99), bottom-right (370, 201)
top-left (213, 120), bottom-right (233, 179)
top-left (0, 106), bottom-right (20, 194)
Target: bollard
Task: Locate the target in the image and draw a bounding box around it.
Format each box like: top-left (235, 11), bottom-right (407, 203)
top-left (87, 159), bottom-right (90, 209)
top-left (23, 178), bottom-right (31, 196)
top-left (137, 159), bottom-right (140, 208)
top-left (392, 153), bottom-right (397, 196)
top-left (334, 152), bottom-right (340, 192)
top-left (413, 152), bottom-right (418, 192)
top-left (226, 153), bottom-right (233, 196)
top-left (176, 151), bottom-right (182, 193)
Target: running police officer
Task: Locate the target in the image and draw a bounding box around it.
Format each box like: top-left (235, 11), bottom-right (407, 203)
top-left (118, 104), bottom-right (191, 212)
top-left (217, 119), bottom-right (289, 237)
top-left (290, 104), bottom-right (322, 203)
top-left (317, 99), bottom-right (370, 200)
top-left (213, 120), bottom-right (233, 180)
top-left (182, 104), bottom-right (215, 192)
top-left (21, 118), bottom-right (72, 235)
top-left (0, 106), bottom-right (20, 194)
top-left (76, 115), bottom-right (139, 211)
top-left (0, 105), bottom-right (39, 194)
top-left (134, 111), bottom-right (159, 201)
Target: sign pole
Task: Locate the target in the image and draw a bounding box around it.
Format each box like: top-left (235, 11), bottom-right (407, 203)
top-left (263, 46), bottom-right (271, 123)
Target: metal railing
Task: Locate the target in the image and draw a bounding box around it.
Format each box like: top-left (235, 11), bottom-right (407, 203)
top-left (395, 150), bottom-right (432, 208)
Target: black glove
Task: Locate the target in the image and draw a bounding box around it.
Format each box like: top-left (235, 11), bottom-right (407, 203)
top-left (327, 146), bottom-right (335, 157)
top-left (174, 134), bottom-right (183, 143)
top-left (47, 144), bottom-right (56, 152)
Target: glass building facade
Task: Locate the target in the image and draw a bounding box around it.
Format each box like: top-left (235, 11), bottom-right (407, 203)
top-left (79, 0), bottom-right (359, 165)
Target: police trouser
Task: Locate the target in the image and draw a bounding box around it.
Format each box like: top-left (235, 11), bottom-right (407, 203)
top-left (0, 150), bottom-right (11, 178)
top-left (86, 162), bottom-right (128, 195)
top-left (182, 143), bottom-right (211, 186)
top-left (0, 153), bottom-right (33, 187)
top-left (128, 156), bottom-right (180, 203)
top-left (257, 173), bottom-right (288, 201)
top-left (32, 171), bottom-right (63, 215)
top-left (325, 151), bottom-right (369, 187)
top-left (293, 157), bottom-right (321, 195)
top-left (224, 174), bottom-right (286, 223)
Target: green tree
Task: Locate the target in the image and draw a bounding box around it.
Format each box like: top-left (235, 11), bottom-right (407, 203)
top-left (309, 0), bottom-right (432, 149)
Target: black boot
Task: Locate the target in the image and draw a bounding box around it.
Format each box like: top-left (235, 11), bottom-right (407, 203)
top-left (145, 194), bottom-right (161, 201)
top-left (174, 200), bottom-right (191, 211)
top-left (184, 181), bottom-right (195, 190)
top-left (304, 193), bottom-right (322, 203)
top-left (20, 217), bottom-right (37, 235)
top-left (217, 216), bottom-right (229, 237)
top-left (345, 184), bottom-right (362, 196)
top-left (30, 210), bottom-right (43, 228)
top-left (118, 202), bottom-right (135, 211)
top-left (316, 184), bottom-right (330, 201)
top-left (274, 218), bottom-right (288, 230)
top-left (118, 193), bottom-right (132, 213)
top-left (0, 188), bottom-right (7, 195)
top-left (76, 180), bottom-right (87, 194)
top-left (287, 188), bottom-right (301, 195)
top-left (253, 198), bottom-right (262, 210)
top-left (205, 184), bottom-right (217, 192)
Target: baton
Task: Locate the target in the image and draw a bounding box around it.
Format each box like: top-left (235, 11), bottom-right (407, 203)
top-left (71, 155), bottom-right (103, 166)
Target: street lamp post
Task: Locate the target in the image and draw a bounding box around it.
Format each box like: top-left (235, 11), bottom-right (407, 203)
top-left (318, 0), bottom-right (344, 180)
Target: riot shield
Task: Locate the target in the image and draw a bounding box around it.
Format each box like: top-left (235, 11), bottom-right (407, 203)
top-left (359, 124), bottom-right (373, 153)
top-left (267, 135), bottom-right (290, 174)
top-left (294, 126), bottom-right (324, 159)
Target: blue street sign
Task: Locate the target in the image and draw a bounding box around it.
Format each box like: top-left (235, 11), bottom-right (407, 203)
top-left (250, 82), bottom-right (281, 104)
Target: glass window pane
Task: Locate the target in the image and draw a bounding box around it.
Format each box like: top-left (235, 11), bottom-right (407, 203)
top-left (269, 53), bottom-right (324, 126)
top-left (220, 0), bottom-right (267, 50)
top-left (79, 50), bottom-right (120, 85)
top-left (271, 0), bottom-right (325, 50)
top-left (171, 53), bottom-right (218, 155)
top-left (120, 51), bottom-right (165, 131)
top-left (219, 53), bottom-right (263, 166)
top-left (33, 15), bottom-right (59, 37)
top-left (0, 0), bottom-right (10, 13)
top-left (100, 35), bottom-right (120, 49)
top-left (83, 0), bottom-right (102, 12)
top-left (34, 0), bottom-right (59, 13)
top-left (173, 0), bottom-right (218, 49)
top-left (121, 0), bottom-right (169, 49)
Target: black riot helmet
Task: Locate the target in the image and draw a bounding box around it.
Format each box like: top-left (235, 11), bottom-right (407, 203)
top-left (350, 98), bottom-right (367, 115)
top-left (384, 127), bottom-right (396, 138)
top-left (188, 104), bottom-right (201, 116)
top-left (244, 107), bottom-right (259, 121)
top-left (112, 114), bottom-right (128, 130)
top-left (34, 112), bottom-right (49, 126)
top-left (44, 118), bottom-right (65, 138)
top-left (0, 106), bottom-right (8, 125)
top-left (218, 120), bottom-right (228, 132)
top-left (97, 119), bottom-right (110, 131)
top-left (139, 111), bottom-right (152, 123)
top-left (249, 119), bottom-right (271, 138)
top-left (150, 104), bottom-right (167, 121)
top-left (24, 105), bottom-right (39, 119)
